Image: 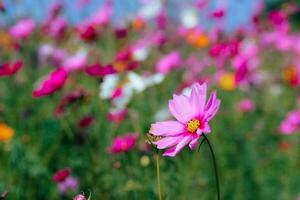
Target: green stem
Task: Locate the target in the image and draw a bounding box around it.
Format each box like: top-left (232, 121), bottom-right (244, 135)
top-left (202, 134), bottom-right (220, 200)
top-left (156, 152), bottom-right (162, 200)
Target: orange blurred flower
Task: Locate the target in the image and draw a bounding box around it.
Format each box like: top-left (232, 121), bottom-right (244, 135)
top-left (0, 123), bottom-right (14, 142)
top-left (186, 30), bottom-right (209, 48)
top-left (218, 72), bottom-right (236, 91)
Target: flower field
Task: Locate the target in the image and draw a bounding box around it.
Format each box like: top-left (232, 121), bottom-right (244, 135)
top-left (0, 0), bottom-right (300, 199)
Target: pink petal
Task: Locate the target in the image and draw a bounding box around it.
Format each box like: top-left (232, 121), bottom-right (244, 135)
top-left (154, 135), bottom-right (185, 149)
top-left (163, 135), bottom-right (192, 157)
top-left (189, 83), bottom-right (207, 118)
top-left (189, 135), bottom-right (200, 150)
top-left (169, 94), bottom-right (194, 123)
top-left (204, 91), bottom-right (221, 121)
top-left (150, 121), bottom-right (185, 136)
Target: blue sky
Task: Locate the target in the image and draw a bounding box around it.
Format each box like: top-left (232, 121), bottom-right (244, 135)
top-left (0, 0), bottom-right (260, 31)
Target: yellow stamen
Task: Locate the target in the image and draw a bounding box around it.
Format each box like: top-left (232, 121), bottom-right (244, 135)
top-left (187, 119), bottom-right (200, 133)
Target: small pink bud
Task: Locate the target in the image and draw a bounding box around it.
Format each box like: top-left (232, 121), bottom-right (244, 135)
top-left (73, 193), bottom-right (86, 200)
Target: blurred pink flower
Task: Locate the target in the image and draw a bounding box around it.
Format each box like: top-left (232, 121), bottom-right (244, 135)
top-left (279, 111), bottom-right (300, 134)
top-left (110, 133), bottom-right (138, 153)
top-left (58, 176), bottom-right (79, 194)
top-left (9, 18), bottom-right (35, 39)
top-left (108, 109), bottom-right (127, 123)
top-left (238, 98), bottom-right (255, 112)
top-left (85, 63), bottom-right (116, 76)
top-left (81, 0), bottom-right (111, 28)
top-left (33, 68), bottom-right (68, 98)
top-left (156, 51), bottom-right (181, 74)
top-left (46, 16), bottom-right (67, 39)
top-left (150, 83), bottom-right (220, 157)
top-left (62, 52), bottom-right (87, 72)
top-left (0, 60), bottom-right (23, 77)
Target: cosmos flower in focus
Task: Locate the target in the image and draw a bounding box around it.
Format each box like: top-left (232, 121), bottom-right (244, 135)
top-left (110, 133), bottom-right (138, 154)
top-left (33, 68), bottom-right (68, 98)
top-left (149, 83), bottom-right (220, 157)
top-left (0, 60), bottom-right (23, 77)
top-left (0, 123), bottom-right (14, 143)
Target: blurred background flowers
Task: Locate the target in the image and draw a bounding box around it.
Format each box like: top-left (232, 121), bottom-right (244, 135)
top-left (1, 0), bottom-right (300, 199)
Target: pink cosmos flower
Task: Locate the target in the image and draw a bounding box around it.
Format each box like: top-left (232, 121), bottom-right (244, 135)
top-left (0, 60), bottom-right (23, 77)
top-left (150, 83), bottom-right (220, 157)
top-left (238, 98), bottom-right (255, 112)
top-left (9, 18), bottom-right (35, 39)
top-left (73, 193), bottom-right (86, 200)
top-left (110, 133), bottom-right (138, 153)
top-left (156, 51), bottom-right (181, 74)
top-left (33, 68), bottom-right (68, 98)
top-left (279, 111), bottom-right (300, 135)
top-left (58, 176), bottom-right (79, 194)
top-left (62, 53), bottom-right (87, 72)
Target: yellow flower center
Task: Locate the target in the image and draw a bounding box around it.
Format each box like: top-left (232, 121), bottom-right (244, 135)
top-left (187, 119), bottom-right (200, 133)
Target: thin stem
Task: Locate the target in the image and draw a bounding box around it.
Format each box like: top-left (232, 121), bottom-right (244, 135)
top-left (202, 134), bottom-right (220, 200)
top-left (155, 151), bottom-right (162, 200)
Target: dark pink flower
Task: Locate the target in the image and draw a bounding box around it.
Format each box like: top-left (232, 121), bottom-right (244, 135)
top-left (78, 25), bottom-right (98, 41)
top-left (78, 115), bottom-right (95, 128)
top-left (53, 168), bottom-right (70, 183)
top-left (85, 64), bottom-right (116, 76)
top-left (0, 60), bottom-right (23, 77)
top-left (110, 133), bottom-right (138, 154)
top-left (33, 68), bottom-right (68, 98)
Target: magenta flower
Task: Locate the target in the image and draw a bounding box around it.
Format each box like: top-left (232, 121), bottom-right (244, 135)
top-left (110, 133), bottom-right (138, 154)
top-left (156, 51), bottom-right (181, 74)
top-left (9, 18), bottom-right (35, 40)
top-left (85, 63), bottom-right (116, 76)
top-left (0, 60), bottom-right (23, 77)
top-left (33, 68), bottom-right (68, 98)
top-left (150, 83), bottom-right (220, 157)
top-left (279, 111), bottom-right (300, 135)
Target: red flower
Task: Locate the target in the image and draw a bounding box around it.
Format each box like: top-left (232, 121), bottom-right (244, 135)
top-left (53, 168), bottom-right (70, 183)
top-left (0, 60), bottom-right (23, 77)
